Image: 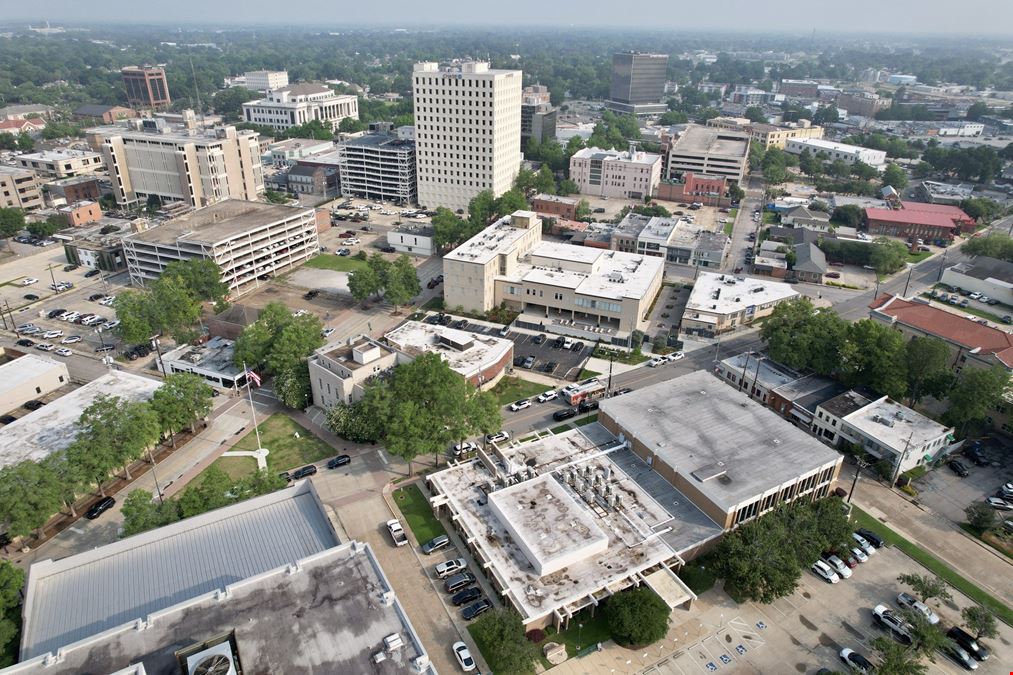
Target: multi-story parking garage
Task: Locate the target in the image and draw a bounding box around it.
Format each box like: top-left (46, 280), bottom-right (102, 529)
top-left (122, 200), bottom-right (320, 297)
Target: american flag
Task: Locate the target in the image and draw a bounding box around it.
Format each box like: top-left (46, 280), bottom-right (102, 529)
top-left (245, 368), bottom-right (261, 387)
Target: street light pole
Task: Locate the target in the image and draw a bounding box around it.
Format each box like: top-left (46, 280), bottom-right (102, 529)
top-left (149, 334), bottom-right (166, 378)
top-left (847, 458), bottom-right (868, 504)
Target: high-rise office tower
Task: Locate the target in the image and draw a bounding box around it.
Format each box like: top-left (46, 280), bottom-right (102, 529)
top-left (520, 84), bottom-right (557, 151)
top-left (606, 52), bottom-right (668, 116)
top-left (121, 66), bottom-right (171, 108)
top-left (413, 61), bottom-right (522, 211)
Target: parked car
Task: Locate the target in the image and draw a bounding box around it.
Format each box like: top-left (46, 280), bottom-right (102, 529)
top-left (537, 390), bottom-right (558, 403)
top-left (821, 554), bottom-right (851, 579)
top-left (851, 532), bottom-right (876, 555)
top-left (839, 648), bottom-right (873, 673)
top-left (0, 415), bottom-right (17, 425)
top-left (451, 586), bottom-right (482, 606)
top-left (873, 604), bottom-right (912, 644)
top-left (35, 343), bottom-right (55, 352)
top-left (647, 357), bottom-right (666, 367)
top-left (946, 626), bottom-right (989, 661)
top-left (461, 598), bottom-right (493, 621)
top-left (825, 272), bottom-right (841, 279)
top-left (54, 348), bottom-right (72, 357)
top-left (850, 547), bottom-right (868, 564)
top-left (532, 333), bottom-right (547, 345)
top-left (948, 459), bottom-right (969, 477)
top-left (14, 339), bottom-right (34, 347)
top-left (434, 558), bottom-right (467, 579)
top-left (452, 641), bottom-right (477, 672)
top-left (985, 496), bottom-right (1012, 511)
top-left (421, 534), bottom-right (450, 555)
top-left (452, 441), bottom-right (478, 457)
top-left (42, 330), bottom-right (63, 339)
top-left (20, 277), bottom-right (38, 286)
top-left (84, 269), bottom-right (101, 278)
top-left (326, 455), bottom-right (350, 469)
top-left (941, 643), bottom-right (979, 671)
top-left (486, 431), bottom-right (509, 443)
top-left (444, 572), bottom-right (477, 593)
top-left (85, 496), bottom-right (116, 520)
top-left (509, 399), bottom-right (531, 412)
top-left (896, 592), bottom-right (939, 625)
top-left (290, 464), bottom-right (318, 480)
top-left (23, 294), bottom-right (39, 301)
top-left (553, 408), bottom-right (577, 422)
top-left (22, 400), bottom-right (44, 411)
top-left (521, 355), bottom-right (536, 369)
top-left (855, 528), bottom-right (883, 548)
top-left (578, 399), bottom-right (600, 413)
top-left (95, 345), bottom-right (115, 354)
top-left (811, 559), bottom-right (840, 584)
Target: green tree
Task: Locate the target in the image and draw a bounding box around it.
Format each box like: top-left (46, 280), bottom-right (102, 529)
top-left (431, 206), bottom-right (466, 247)
top-left (762, 162), bottom-right (787, 185)
top-left (904, 336), bottom-right (953, 405)
top-left (869, 237), bottom-right (909, 275)
top-left (177, 465), bottom-right (234, 518)
top-left (575, 199), bottom-right (592, 221)
top-left (728, 182), bottom-right (745, 201)
top-left (151, 372), bottom-right (214, 438)
top-left (0, 460), bottom-right (63, 539)
top-left (112, 289), bottom-right (156, 342)
top-left (212, 86), bottom-right (256, 120)
top-left (811, 105), bottom-right (840, 126)
top-left (658, 110), bottom-right (688, 125)
top-left (881, 163), bottom-right (909, 191)
top-left (338, 116), bottom-right (367, 133)
top-left (0, 559), bottom-right (24, 665)
top-left (470, 609), bottom-right (538, 674)
top-left (162, 259), bottom-right (229, 304)
top-left (871, 637), bottom-right (928, 675)
top-left (233, 302), bottom-right (322, 375)
top-left (26, 218), bottom-right (62, 238)
top-left (265, 314), bottom-right (324, 375)
top-left (383, 254), bottom-right (421, 311)
top-left (16, 132), bottom-right (33, 152)
top-left (468, 190), bottom-right (496, 229)
top-left (274, 363), bottom-right (312, 409)
top-left (0, 208), bottom-right (25, 246)
top-left (149, 275), bottom-right (201, 343)
top-left (348, 264), bottom-right (382, 302)
top-left (120, 489), bottom-right (180, 537)
top-left (965, 101), bottom-right (989, 121)
top-left (760, 298), bottom-right (847, 375)
top-left (494, 188), bottom-right (529, 218)
top-left (557, 178), bottom-right (580, 196)
top-left (830, 204), bottom-right (863, 227)
top-left (41, 453), bottom-right (87, 518)
top-left (965, 501), bottom-right (997, 532)
top-left (947, 367), bottom-right (1010, 429)
top-left (714, 506), bottom-right (802, 603)
top-left (900, 610), bottom-right (950, 662)
top-left (960, 605), bottom-right (998, 641)
top-left (896, 573), bottom-right (952, 606)
top-left (0, 133), bottom-right (15, 151)
top-left (743, 106), bottom-right (767, 123)
top-left (961, 231), bottom-right (1013, 262)
top-left (850, 161), bottom-right (878, 181)
top-left (958, 198), bottom-right (1002, 224)
top-left (264, 189), bottom-right (290, 204)
top-left (840, 320), bottom-right (908, 399)
top-left (605, 587), bottom-right (671, 646)
top-left (533, 164), bottom-right (556, 194)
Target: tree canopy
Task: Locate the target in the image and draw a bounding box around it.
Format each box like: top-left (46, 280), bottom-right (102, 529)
top-left (604, 587), bottom-right (671, 646)
top-left (469, 609), bottom-right (539, 675)
top-left (233, 301), bottom-right (323, 375)
top-left (961, 231), bottom-right (1013, 262)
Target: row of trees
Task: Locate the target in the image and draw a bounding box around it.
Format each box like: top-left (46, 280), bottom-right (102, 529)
top-left (325, 353), bottom-right (501, 474)
top-left (114, 259), bottom-right (228, 345)
top-left (232, 301), bottom-right (324, 409)
top-left (961, 231), bottom-right (1013, 262)
top-left (347, 253), bottom-right (422, 311)
top-left (760, 298), bottom-right (1011, 424)
top-left (120, 466), bottom-right (286, 537)
top-left (431, 188), bottom-right (530, 248)
top-left (816, 236), bottom-right (911, 276)
top-left (0, 373), bottom-right (213, 542)
top-left (921, 144), bottom-right (1004, 184)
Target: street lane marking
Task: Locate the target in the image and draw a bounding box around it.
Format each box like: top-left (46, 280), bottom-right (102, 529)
top-left (376, 449), bottom-right (388, 464)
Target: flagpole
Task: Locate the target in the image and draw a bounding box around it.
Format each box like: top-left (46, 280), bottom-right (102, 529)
top-left (243, 362), bottom-right (264, 451)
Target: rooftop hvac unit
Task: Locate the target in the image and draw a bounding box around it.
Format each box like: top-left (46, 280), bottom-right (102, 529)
top-left (608, 493), bottom-right (618, 508)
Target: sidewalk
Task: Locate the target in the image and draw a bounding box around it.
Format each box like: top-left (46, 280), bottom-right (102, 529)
top-left (854, 474), bottom-right (1013, 607)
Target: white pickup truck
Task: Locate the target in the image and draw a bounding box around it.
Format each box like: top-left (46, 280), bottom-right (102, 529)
top-left (386, 519), bottom-right (408, 547)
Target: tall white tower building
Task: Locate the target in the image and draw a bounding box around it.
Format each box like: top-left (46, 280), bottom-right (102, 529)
top-left (412, 61), bottom-right (522, 211)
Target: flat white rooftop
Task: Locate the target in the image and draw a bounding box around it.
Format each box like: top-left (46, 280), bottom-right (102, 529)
top-left (0, 371), bottom-right (160, 469)
top-left (844, 398), bottom-right (952, 453)
top-left (516, 244), bottom-right (663, 301)
top-left (686, 272), bottom-right (798, 317)
top-left (0, 354), bottom-right (67, 400)
top-left (786, 138), bottom-right (879, 155)
top-left (384, 321), bottom-right (512, 379)
top-left (444, 219), bottom-right (533, 266)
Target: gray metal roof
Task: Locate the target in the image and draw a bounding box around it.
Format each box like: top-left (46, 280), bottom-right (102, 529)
top-left (21, 482), bottom-right (339, 660)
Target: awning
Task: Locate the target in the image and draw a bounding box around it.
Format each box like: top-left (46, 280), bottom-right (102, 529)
top-left (643, 567), bottom-right (696, 609)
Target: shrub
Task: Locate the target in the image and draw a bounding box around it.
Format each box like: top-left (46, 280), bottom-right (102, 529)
top-left (524, 628), bottom-right (546, 643)
top-left (604, 587), bottom-right (670, 647)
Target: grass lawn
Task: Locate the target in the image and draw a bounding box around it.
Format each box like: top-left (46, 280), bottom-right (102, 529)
top-left (536, 610), bottom-right (612, 666)
top-left (550, 423), bottom-right (573, 434)
top-left (578, 368), bottom-right (601, 379)
top-left (907, 251), bottom-right (933, 264)
top-left (574, 413), bottom-right (598, 427)
top-left (902, 465), bottom-right (928, 481)
top-left (723, 220), bottom-right (734, 236)
top-left (302, 253), bottom-right (369, 273)
top-left (491, 376), bottom-right (548, 406)
top-left (421, 296), bottom-right (444, 311)
top-left (200, 415), bottom-right (336, 485)
top-left (593, 345), bottom-right (649, 365)
top-left (393, 483), bottom-right (446, 543)
top-left (850, 506), bottom-right (1013, 625)
top-left (762, 211), bottom-right (778, 225)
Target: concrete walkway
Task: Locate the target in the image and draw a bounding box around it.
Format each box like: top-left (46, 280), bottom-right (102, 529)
top-left (853, 468), bottom-right (1013, 607)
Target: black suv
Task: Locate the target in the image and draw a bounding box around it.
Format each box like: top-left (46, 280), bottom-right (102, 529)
top-left (948, 459), bottom-right (969, 477)
top-left (854, 528), bottom-right (883, 548)
top-left (946, 626), bottom-right (990, 661)
top-left (22, 400), bottom-right (44, 411)
top-left (963, 445), bottom-right (988, 467)
top-left (451, 586), bottom-right (482, 606)
top-left (0, 415), bottom-right (17, 425)
top-left (462, 598), bottom-right (493, 620)
top-left (15, 339), bottom-right (34, 347)
top-left (553, 408), bottom-right (577, 422)
top-left (578, 399), bottom-right (600, 413)
top-left (290, 465), bottom-right (318, 480)
top-left (85, 496), bottom-right (116, 520)
top-left (326, 455), bottom-right (350, 469)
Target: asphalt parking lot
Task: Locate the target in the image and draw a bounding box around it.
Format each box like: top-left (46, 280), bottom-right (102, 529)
top-left (509, 330), bottom-right (590, 381)
top-left (647, 283), bottom-right (690, 340)
top-left (914, 438), bottom-right (1013, 525)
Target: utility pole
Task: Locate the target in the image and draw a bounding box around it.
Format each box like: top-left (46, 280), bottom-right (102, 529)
top-left (606, 352), bottom-right (614, 396)
top-left (889, 432), bottom-right (915, 491)
top-left (902, 263), bottom-right (914, 297)
top-left (847, 457), bottom-right (869, 503)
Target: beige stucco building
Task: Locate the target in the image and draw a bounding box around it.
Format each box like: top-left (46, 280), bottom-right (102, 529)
top-left (749, 121), bottom-right (825, 149)
top-left (16, 149), bottom-right (104, 178)
top-left (0, 165), bottom-right (43, 211)
top-left (413, 61), bottom-right (521, 211)
top-left (569, 144), bottom-right (662, 199)
top-left (682, 272), bottom-right (799, 336)
top-left (444, 211), bottom-right (664, 340)
top-left (0, 354), bottom-right (69, 414)
top-left (308, 336), bottom-right (399, 409)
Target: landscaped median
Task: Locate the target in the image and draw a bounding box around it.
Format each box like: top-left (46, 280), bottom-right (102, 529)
top-left (490, 376), bottom-right (548, 406)
top-left (850, 505), bottom-right (1013, 625)
top-left (393, 483), bottom-right (446, 543)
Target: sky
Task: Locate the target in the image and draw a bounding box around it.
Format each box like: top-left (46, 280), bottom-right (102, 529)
top-left (6, 0), bottom-right (1013, 35)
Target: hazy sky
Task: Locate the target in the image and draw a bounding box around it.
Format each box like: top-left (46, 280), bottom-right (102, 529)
top-left (6, 0), bottom-right (1013, 35)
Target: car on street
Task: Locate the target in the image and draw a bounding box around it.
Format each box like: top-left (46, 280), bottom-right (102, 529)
top-left (451, 586), bottom-right (482, 606)
top-left (946, 626), bottom-right (989, 661)
top-left (873, 604), bottom-right (912, 644)
top-left (896, 592), bottom-right (939, 624)
top-left (647, 357), bottom-right (665, 367)
top-left (88, 293), bottom-right (106, 302)
top-left (54, 348), bottom-right (72, 357)
top-left (509, 399), bottom-right (531, 411)
top-left (665, 351), bottom-right (685, 362)
top-left (948, 459), bottom-right (970, 477)
top-left (35, 343), bottom-right (55, 352)
top-left (985, 496), bottom-right (1012, 510)
top-left (811, 559), bottom-right (840, 584)
top-left (452, 641), bottom-right (477, 672)
top-left (434, 558), bottom-right (467, 579)
top-left (42, 330), bottom-right (63, 339)
top-left (14, 339), bottom-right (34, 347)
top-left (461, 598), bottom-right (493, 621)
top-left (578, 399), bottom-right (600, 413)
top-left (537, 390), bottom-right (558, 403)
top-left (22, 399), bottom-right (44, 411)
top-left (290, 465), bottom-right (318, 480)
top-left (486, 431), bottom-right (509, 443)
top-left (421, 534), bottom-right (450, 555)
top-left (20, 278), bottom-right (38, 286)
top-left (61, 335), bottom-right (82, 344)
top-left (613, 387), bottom-right (633, 396)
top-left (321, 327), bottom-right (335, 338)
top-left (839, 648), bottom-right (873, 673)
top-left (552, 408), bottom-right (577, 421)
top-left (326, 455), bottom-right (350, 469)
top-left (852, 532), bottom-right (876, 555)
top-left (84, 269), bottom-right (101, 278)
top-left (85, 496), bottom-right (116, 520)
top-left (23, 294), bottom-right (38, 301)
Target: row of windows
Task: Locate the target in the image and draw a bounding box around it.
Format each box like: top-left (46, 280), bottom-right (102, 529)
top-left (575, 297), bottom-right (621, 312)
top-left (414, 79), bottom-right (493, 89)
top-left (732, 466), bottom-right (835, 525)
